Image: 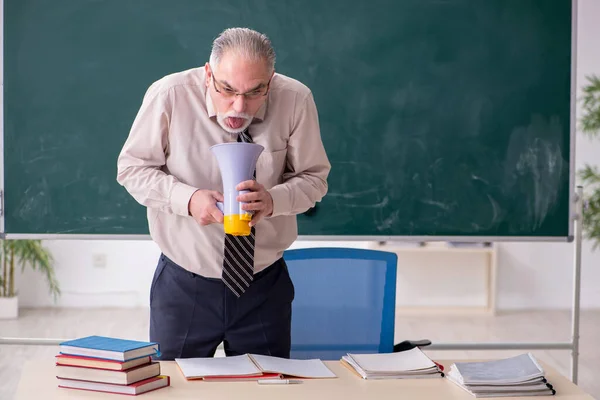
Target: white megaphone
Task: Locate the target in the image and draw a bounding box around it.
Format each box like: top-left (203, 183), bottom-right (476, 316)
top-left (210, 142), bottom-right (264, 236)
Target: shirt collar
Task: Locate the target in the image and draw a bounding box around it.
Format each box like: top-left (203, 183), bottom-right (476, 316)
top-left (205, 87), bottom-right (267, 122)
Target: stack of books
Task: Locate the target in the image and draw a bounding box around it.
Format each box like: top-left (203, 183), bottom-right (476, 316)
top-left (340, 347), bottom-right (444, 379)
top-left (55, 335), bottom-right (170, 396)
top-left (446, 353), bottom-right (556, 398)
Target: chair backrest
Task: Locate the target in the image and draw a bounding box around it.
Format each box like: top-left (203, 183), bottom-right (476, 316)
top-left (283, 247), bottom-right (397, 360)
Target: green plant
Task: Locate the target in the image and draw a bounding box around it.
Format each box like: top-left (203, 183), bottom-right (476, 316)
top-left (579, 75), bottom-right (600, 249)
top-left (0, 239), bottom-right (60, 301)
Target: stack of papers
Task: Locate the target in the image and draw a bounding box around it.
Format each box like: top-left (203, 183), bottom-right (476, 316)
top-left (446, 353), bottom-right (556, 398)
top-left (175, 354), bottom-right (337, 381)
top-left (340, 347), bottom-right (444, 379)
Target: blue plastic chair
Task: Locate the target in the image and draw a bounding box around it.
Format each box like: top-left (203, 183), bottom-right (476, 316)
top-left (283, 247), bottom-right (398, 360)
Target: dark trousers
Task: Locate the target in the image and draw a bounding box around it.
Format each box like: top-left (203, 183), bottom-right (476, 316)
top-left (149, 254), bottom-right (295, 360)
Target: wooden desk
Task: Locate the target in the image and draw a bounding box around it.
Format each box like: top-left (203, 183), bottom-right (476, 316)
top-left (15, 359), bottom-right (594, 399)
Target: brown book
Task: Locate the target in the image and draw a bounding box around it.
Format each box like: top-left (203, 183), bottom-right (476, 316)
top-left (56, 361), bottom-right (160, 385)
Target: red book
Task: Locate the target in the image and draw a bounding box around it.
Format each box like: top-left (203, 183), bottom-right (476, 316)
top-left (58, 375), bottom-right (170, 396)
top-left (55, 354), bottom-right (151, 371)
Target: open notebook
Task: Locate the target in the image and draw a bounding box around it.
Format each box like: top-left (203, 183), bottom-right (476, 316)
top-left (175, 354), bottom-right (336, 381)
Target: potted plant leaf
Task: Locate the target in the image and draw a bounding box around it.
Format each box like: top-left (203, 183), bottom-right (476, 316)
top-left (579, 75), bottom-right (600, 249)
top-left (0, 239), bottom-right (60, 319)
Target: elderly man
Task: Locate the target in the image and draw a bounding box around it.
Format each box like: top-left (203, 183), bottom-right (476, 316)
top-left (116, 27), bottom-right (330, 359)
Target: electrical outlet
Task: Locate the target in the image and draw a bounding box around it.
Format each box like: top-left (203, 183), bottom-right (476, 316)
top-left (92, 254), bottom-right (107, 268)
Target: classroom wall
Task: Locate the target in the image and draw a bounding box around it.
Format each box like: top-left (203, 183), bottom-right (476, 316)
top-left (14, 0), bottom-right (600, 311)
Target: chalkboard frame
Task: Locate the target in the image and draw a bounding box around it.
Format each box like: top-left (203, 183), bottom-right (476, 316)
top-left (0, 0), bottom-right (578, 242)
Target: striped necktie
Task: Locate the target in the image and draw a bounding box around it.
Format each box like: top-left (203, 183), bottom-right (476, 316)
top-left (221, 127), bottom-right (256, 297)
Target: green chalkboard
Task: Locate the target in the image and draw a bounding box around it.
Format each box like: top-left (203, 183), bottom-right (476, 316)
top-left (3, 0), bottom-right (573, 238)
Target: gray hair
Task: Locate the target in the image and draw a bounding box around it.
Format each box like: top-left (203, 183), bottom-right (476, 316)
top-left (209, 27), bottom-right (276, 73)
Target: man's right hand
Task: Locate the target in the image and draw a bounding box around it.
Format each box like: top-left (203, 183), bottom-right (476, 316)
top-left (188, 190), bottom-right (224, 226)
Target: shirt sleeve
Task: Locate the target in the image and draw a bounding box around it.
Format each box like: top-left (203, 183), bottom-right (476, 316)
top-left (116, 84), bottom-right (198, 217)
top-left (267, 92), bottom-right (331, 217)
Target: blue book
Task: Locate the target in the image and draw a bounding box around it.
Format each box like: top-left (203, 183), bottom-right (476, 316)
top-left (59, 336), bottom-right (160, 362)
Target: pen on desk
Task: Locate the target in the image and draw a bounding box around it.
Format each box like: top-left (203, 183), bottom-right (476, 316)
top-left (258, 379), bottom-right (303, 385)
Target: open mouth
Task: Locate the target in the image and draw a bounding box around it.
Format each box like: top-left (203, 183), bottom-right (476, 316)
top-left (227, 117), bottom-right (247, 129)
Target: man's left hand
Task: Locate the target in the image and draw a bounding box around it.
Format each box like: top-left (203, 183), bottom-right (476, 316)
top-left (236, 180), bottom-right (274, 227)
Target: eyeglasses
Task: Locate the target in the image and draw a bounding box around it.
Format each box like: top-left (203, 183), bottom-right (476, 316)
top-left (211, 71), bottom-right (271, 100)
